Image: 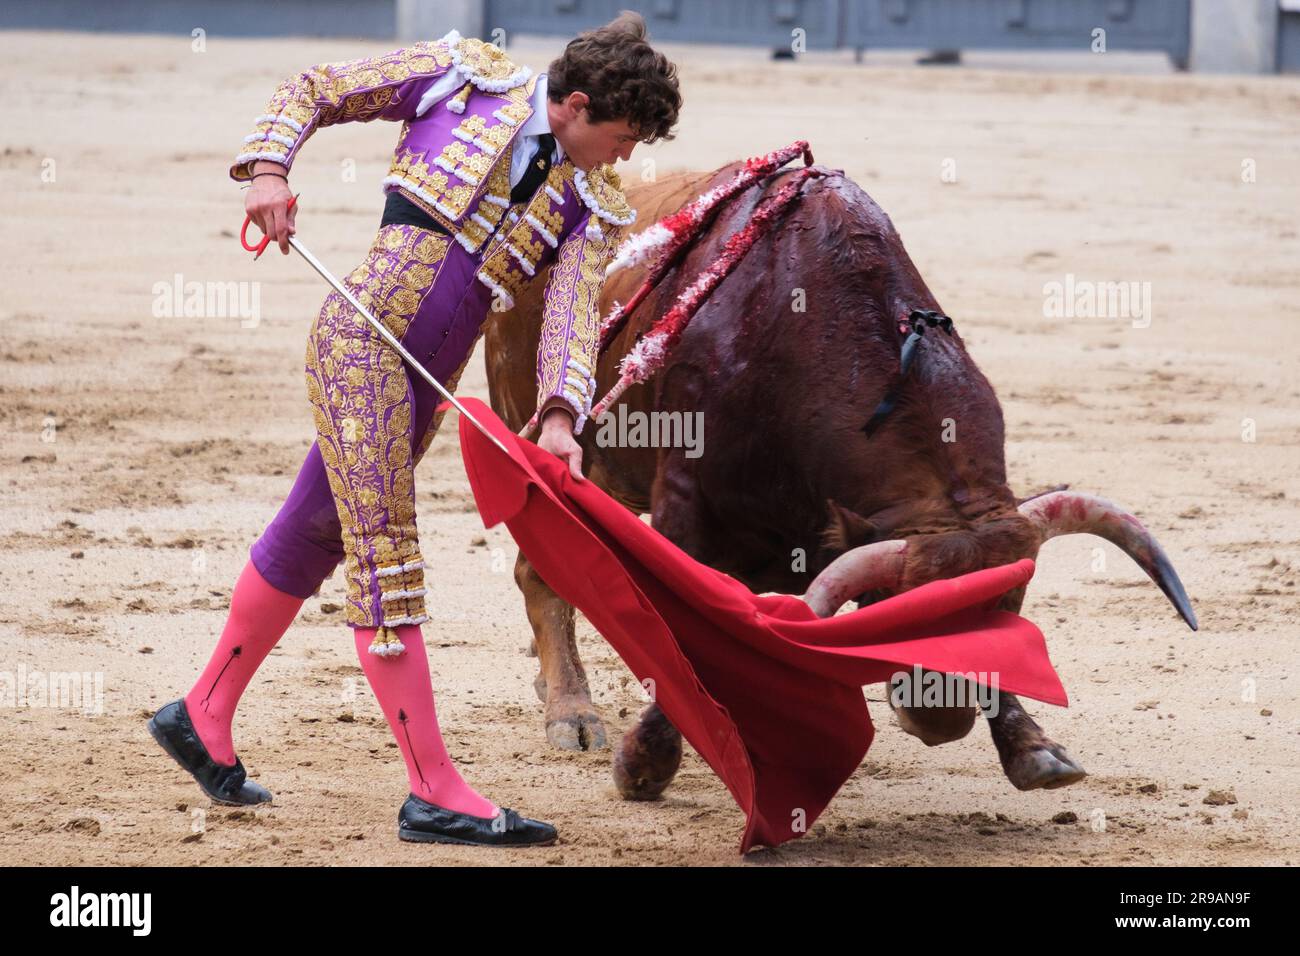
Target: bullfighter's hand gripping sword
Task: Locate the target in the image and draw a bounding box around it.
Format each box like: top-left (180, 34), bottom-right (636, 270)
top-left (239, 195), bottom-right (511, 456)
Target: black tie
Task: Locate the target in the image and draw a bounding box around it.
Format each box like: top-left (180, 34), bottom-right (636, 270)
top-left (510, 132), bottom-right (556, 204)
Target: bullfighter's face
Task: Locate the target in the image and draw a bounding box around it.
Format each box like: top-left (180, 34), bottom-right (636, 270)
top-left (548, 90), bottom-right (640, 171)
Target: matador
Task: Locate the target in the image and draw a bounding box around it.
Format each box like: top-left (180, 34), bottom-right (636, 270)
top-left (148, 13), bottom-right (682, 847)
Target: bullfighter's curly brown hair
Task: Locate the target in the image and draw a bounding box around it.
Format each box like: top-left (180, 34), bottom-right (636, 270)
top-left (546, 10), bottom-right (681, 144)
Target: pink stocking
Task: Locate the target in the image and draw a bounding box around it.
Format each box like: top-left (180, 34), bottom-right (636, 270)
top-left (353, 624), bottom-right (498, 818)
top-left (184, 559), bottom-right (304, 766)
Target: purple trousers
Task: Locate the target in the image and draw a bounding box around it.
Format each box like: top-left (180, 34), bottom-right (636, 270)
top-left (250, 224), bottom-right (493, 629)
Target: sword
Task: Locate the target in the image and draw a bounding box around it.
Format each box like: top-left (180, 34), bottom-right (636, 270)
top-left (240, 195), bottom-right (511, 456)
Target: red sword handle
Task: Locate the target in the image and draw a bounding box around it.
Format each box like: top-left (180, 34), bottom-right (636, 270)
top-left (240, 193), bottom-right (299, 260)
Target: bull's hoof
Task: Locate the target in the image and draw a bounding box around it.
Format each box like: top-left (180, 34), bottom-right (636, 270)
top-left (544, 698), bottom-right (608, 751)
top-left (612, 739), bottom-right (681, 800)
top-left (612, 709), bottom-right (682, 801)
top-left (1002, 743), bottom-right (1087, 791)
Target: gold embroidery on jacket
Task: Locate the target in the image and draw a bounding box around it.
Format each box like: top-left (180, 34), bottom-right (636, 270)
top-left (455, 145), bottom-right (513, 253)
top-left (574, 162), bottom-right (636, 226)
top-left (454, 37), bottom-right (529, 88)
top-left (416, 79), bottom-right (535, 220)
top-left (533, 219), bottom-right (623, 432)
top-left (232, 40), bottom-right (456, 179)
top-left (473, 158), bottom-right (576, 304)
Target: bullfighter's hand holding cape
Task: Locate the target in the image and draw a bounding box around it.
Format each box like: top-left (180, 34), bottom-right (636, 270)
top-left (454, 397), bottom-right (1068, 853)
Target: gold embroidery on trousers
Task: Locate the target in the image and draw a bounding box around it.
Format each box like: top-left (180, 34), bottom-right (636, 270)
top-left (304, 225), bottom-right (452, 629)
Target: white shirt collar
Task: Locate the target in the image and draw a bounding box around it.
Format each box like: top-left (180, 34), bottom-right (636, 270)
top-left (519, 73), bottom-right (563, 163)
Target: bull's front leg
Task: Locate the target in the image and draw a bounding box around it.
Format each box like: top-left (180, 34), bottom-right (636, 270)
top-left (513, 551), bottom-right (608, 750)
top-left (986, 692), bottom-right (1086, 790)
top-left (613, 702), bottom-right (682, 800)
top-left (983, 587), bottom-right (1087, 790)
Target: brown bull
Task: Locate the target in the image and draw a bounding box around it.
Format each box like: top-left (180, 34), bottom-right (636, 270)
top-left (483, 159), bottom-right (1196, 797)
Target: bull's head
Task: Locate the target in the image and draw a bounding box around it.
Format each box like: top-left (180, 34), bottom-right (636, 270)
top-left (805, 490), bottom-right (1196, 630)
top-left (802, 490), bottom-right (1196, 762)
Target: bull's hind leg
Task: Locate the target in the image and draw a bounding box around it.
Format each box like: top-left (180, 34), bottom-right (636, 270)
top-left (986, 692), bottom-right (1086, 790)
top-left (513, 551), bottom-right (608, 751)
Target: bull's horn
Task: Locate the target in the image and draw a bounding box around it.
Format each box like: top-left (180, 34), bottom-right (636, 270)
top-left (1019, 491), bottom-right (1198, 631)
top-left (803, 540), bottom-right (907, 618)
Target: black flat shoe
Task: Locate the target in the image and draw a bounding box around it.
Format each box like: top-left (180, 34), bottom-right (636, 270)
top-left (398, 794), bottom-right (557, 847)
top-left (147, 698), bottom-right (272, 806)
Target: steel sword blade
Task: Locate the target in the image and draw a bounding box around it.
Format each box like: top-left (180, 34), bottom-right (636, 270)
top-left (285, 235), bottom-right (511, 456)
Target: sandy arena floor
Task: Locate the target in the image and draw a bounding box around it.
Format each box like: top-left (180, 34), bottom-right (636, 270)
top-left (0, 30), bottom-right (1297, 865)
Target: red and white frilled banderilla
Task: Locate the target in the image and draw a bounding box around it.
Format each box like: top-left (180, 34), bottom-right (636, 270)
top-left (556, 140), bottom-right (827, 425)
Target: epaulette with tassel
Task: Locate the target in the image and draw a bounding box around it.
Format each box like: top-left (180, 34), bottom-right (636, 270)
top-left (436, 30), bottom-right (533, 114)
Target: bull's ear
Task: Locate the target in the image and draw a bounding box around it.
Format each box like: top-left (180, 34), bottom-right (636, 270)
top-left (820, 499), bottom-right (876, 552)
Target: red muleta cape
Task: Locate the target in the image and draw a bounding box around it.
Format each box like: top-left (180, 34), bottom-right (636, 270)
top-left (453, 398), bottom-right (1068, 854)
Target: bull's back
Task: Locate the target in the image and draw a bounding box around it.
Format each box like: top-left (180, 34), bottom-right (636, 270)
top-left (619, 166), bottom-right (1009, 582)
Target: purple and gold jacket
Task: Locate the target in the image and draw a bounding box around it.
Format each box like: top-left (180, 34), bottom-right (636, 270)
top-left (229, 30), bottom-right (636, 433)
